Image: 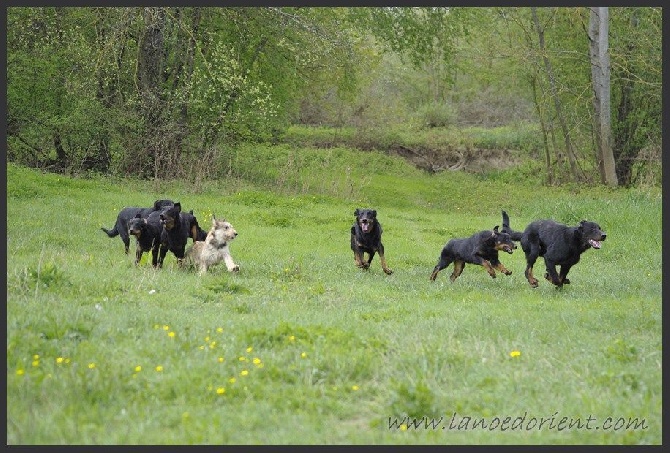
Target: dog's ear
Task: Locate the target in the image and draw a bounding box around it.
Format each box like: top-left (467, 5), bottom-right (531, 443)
top-left (174, 202), bottom-right (181, 212)
top-left (493, 225), bottom-right (499, 233)
top-left (354, 209), bottom-right (360, 217)
top-left (371, 210), bottom-right (377, 218)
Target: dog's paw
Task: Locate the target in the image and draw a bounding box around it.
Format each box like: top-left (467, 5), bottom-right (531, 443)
top-left (562, 278), bottom-right (570, 284)
top-left (383, 268), bottom-right (393, 275)
top-left (229, 265), bottom-right (240, 272)
top-left (504, 270), bottom-right (512, 276)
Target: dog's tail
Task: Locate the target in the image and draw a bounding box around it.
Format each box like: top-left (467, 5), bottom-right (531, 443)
top-left (501, 210), bottom-right (523, 241)
top-left (101, 226), bottom-right (119, 238)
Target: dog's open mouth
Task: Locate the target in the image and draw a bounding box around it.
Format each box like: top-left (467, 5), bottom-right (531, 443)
top-left (503, 245), bottom-right (514, 254)
top-left (360, 222), bottom-right (371, 233)
top-left (588, 239), bottom-right (602, 249)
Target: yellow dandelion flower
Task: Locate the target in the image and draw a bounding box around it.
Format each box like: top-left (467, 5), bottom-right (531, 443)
top-left (155, 365), bottom-right (164, 372)
top-left (216, 327), bottom-right (224, 334)
top-left (216, 387), bottom-right (226, 395)
top-left (209, 341), bottom-right (216, 349)
top-left (510, 350), bottom-right (521, 358)
top-left (134, 365), bottom-right (142, 372)
top-left (205, 336), bottom-right (210, 342)
top-left (301, 352), bottom-right (307, 359)
top-left (88, 363), bottom-right (96, 369)
top-left (229, 377), bottom-right (236, 384)
top-left (218, 357), bottom-right (224, 363)
top-left (16, 369), bottom-right (25, 376)
top-left (56, 357), bottom-right (64, 364)
top-left (252, 357), bottom-right (261, 365)
top-left (163, 325), bottom-right (169, 331)
top-left (33, 354), bottom-right (40, 360)
top-left (64, 358), bottom-right (71, 364)
top-left (32, 360), bottom-right (39, 367)
top-left (240, 370), bottom-right (249, 377)
top-left (239, 356), bottom-right (247, 362)
top-left (400, 424), bottom-right (408, 431)
top-left (352, 385), bottom-right (360, 391)
top-left (198, 345), bottom-right (205, 350)
top-left (288, 335), bottom-right (295, 342)
top-left (246, 346), bottom-right (253, 353)
top-left (168, 331), bottom-right (175, 338)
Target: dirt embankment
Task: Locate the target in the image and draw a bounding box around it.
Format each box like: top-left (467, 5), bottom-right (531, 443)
top-left (389, 145), bottom-right (522, 174)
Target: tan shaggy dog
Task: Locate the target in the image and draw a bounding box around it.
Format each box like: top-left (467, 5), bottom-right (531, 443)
top-left (185, 215), bottom-right (239, 275)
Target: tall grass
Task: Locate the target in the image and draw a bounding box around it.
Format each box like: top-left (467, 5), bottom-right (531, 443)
top-left (6, 153), bottom-right (661, 445)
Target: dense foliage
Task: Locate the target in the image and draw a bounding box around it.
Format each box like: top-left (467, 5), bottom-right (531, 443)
top-left (6, 7), bottom-right (661, 186)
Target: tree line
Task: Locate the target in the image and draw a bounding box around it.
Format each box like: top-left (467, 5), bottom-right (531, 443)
top-left (6, 7), bottom-right (661, 186)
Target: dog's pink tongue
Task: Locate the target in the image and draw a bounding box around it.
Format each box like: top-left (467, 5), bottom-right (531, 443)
top-left (361, 223), bottom-right (369, 233)
top-left (589, 239), bottom-right (601, 249)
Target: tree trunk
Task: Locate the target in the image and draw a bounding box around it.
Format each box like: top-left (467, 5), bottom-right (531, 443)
top-left (588, 7), bottom-right (618, 187)
top-left (137, 7), bottom-right (167, 179)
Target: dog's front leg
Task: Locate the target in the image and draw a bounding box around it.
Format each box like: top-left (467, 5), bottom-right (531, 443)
top-left (543, 260), bottom-right (563, 287)
top-left (377, 250), bottom-right (393, 275)
top-left (353, 247), bottom-right (368, 269)
top-left (224, 254), bottom-right (240, 272)
top-left (480, 259), bottom-right (497, 278)
top-left (493, 261), bottom-right (512, 276)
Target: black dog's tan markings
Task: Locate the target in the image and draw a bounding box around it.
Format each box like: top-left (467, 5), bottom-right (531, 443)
top-left (430, 226), bottom-right (516, 282)
top-left (350, 208), bottom-right (393, 275)
top-left (501, 210), bottom-right (606, 288)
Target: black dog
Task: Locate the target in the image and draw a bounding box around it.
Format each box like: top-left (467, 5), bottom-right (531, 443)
top-left (502, 210), bottom-right (606, 288)
top-left (101, 199), bottom-right (174, 254)
top-left (430, 226), bottom-right (516, 282)
top-left (350, 208), bottom-right (393, 275)
top-left (157, 202), bottom-right (206, 267)
top-left (127, 211), bottom-right (164, 266)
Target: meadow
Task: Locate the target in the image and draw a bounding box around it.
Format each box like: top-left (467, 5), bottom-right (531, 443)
top-left (5, 146), bottom-right (662, 445)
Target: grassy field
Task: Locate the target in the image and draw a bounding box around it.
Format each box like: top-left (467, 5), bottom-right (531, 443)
top-left (5, 148), bottom-right (662, 445)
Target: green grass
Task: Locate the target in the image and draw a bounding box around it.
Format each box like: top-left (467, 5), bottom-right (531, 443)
top-left (5, 156), bottom-right (662, 445)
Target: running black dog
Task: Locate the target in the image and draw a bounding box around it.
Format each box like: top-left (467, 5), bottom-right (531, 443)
top-left (127, 211), bottom-right (164, 266)
top-left (350, 208), bottom-right (393, 275)
top-left (101, 199), bottom-right (174, 254)
top-left (156, 203), bottom-right (207, 267)
top-left (430, 226), bottom-right (516, 282)
top-left (501, 210), bottom-right (606, 288)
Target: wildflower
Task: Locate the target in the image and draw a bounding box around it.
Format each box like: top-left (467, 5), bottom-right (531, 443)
top-left (163, 325), bottom-right (169, 331)
top-left (209, 341), bottom-right (216, 349)
top-left (205, 336), bottom-right (210, 342)
top-left (352, 385), bottom-right (360, 391)
top-left (288, 335), bottom-right (295, 342)
top-left (56, 357), bottom-right (64, 364)
top-left (229, 377), bottom-right (236, 384)
top-left (33, 354), bottom-right (40, 360)
top-left (218, 357), bottom-right (224, 363)
top-left (239, 356), bottom-right (247, 362)
top-left (154, 324), bottom-right (160, 329)
top-left (510, 350), bottom-right (521, 358)
top-left (400, 424), bottom-right (408, 431)
top-left (301, 352), bottom-right (307, 359)
top-left (198, 345), bottom-right (205, 350)
top-left (216, 387), bottom-right (226, 395)
top-left (155, 365), bottom-right (164, 372)
top-left (168, 331), bottom-right (175, 338)
top-left (240, 370), bottom-right (249, 377)
top-left (134, 365), bottom-right (142, 373)
top-left (252, 358), bottom-right (261, 365)
top-left (246, 346), bottom-right (253, 353)
top-left (32, 360), bottom-right (39, 367)
top-left (16, 369), bottom-right (24, 376)
top-left (216, 327), bottom-right (224, 334)
top-left (88, 363), bottom-right (96, 369)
